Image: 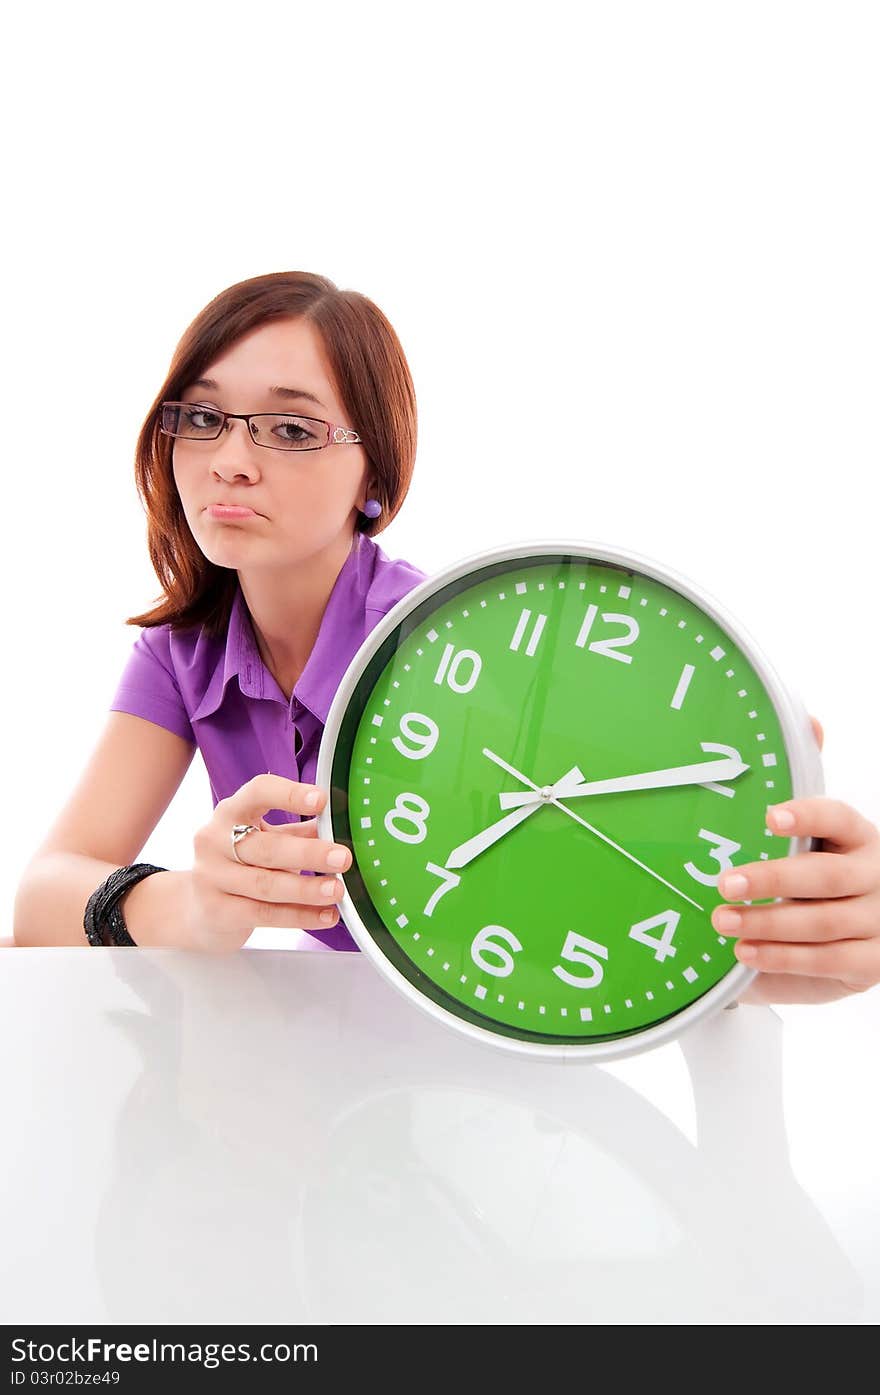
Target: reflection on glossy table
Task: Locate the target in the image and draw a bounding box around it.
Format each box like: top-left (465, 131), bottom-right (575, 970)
top-left (0, 942), bottom-right (877, 1325)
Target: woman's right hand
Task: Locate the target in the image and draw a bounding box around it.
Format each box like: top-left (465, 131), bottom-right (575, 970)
top-left (182, 775), bottom-right (352, 954)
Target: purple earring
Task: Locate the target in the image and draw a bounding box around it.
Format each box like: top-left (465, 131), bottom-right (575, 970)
top-left (362, 498), bottom-right (382, 518)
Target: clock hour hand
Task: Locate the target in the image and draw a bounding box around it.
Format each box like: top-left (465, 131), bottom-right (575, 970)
top-left (445, 765), bottom-right (586, 870)
top-left (497, 746), bottom-right (749, 810)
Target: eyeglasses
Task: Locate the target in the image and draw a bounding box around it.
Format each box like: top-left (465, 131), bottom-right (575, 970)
top-left (159, 401), bottom-right (363, 453)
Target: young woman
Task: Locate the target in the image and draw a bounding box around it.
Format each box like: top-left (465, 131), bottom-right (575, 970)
top-left (13, 271), bottom-right (880, 1005)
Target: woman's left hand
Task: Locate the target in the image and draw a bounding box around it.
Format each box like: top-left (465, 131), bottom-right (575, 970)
top-left (710, 716), bottom-right (880, 1005)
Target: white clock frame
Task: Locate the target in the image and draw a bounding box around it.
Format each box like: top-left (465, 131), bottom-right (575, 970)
top-left (317, 537), bottom-right (824, 1063)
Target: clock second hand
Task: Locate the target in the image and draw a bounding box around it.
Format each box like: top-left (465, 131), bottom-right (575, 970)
top-left (483, 747), bottom-right (706, 914)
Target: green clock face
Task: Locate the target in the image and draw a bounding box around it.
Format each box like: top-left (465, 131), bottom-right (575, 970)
top-left (326, 547), bottom-right (805, 1051)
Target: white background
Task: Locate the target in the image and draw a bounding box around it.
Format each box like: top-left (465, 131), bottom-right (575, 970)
top-left (2, 0), bottom-right (878, 920)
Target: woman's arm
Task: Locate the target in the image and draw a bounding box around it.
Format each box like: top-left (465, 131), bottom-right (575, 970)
top-left (13, 712), bottom-right (197, 947)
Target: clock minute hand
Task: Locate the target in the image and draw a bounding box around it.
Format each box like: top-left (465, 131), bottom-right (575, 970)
top-left (497, 754), bottom-right (749, 810)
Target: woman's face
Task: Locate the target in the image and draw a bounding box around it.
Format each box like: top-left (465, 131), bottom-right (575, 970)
top-left (171, 316), bottom-right (373, 568)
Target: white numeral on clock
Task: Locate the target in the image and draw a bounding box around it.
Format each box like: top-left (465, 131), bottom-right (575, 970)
top-left (575, 605), bottom-right (640, 664)
top-left (392, 711), bottom-right (439, 760)
top-left (384, 793), bottom-right (430, 845)
top-left (684, 828), bottom-right (742, 886)
top-left (629, 910), bottom-right (680, 963)
top-left (510, 608), bottom-right (548, 657)
top-left (699, 741), bottom-right (742, 799)
top-left (471, 924), bottom-right (523, 977)
top-left (423, 862), bottom-right (461, 917)
top-left (671, 663), bottom-right (695, 709)
top-left (552, 931), bottom-right (609, 988)
top-left (434, 642), bottom-right (482, 693)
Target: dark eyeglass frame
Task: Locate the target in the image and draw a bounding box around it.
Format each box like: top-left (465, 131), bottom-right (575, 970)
top-left (159, 400), bottom-right (363, 453)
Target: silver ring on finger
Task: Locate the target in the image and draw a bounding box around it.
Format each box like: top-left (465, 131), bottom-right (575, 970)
top-left (231, 823), bottom-right (260, 863)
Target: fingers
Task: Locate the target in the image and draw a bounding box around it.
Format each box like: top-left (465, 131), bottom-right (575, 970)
top-left (234, 773), bottom-right (328, 825)
top-left (712, 893), bottom-right (878, 942)
top-left (233, 897), bottom-right (341, 931)
top-left (717, 847), bottom-right (877, 904)
top-left (222, 859), bottom-right (347, 909)
top-left (809, 714), bottom-right (824, 751)
top-left (222, 778), bottom-right (353, 874)
top-left (704, 795), bottom-right (880, 996)
top-left (709, 797), bottom-right (880, 948)
top-left (761, 797), bottom-right (879, 855)
top-left (189, 855), bottom-right (343, 933)
top-left (263, 816), bottom-right (319, 836)
top-left (234, 897), bottom-right (341, 931)
top-left (188, 781), bottom-right (354, 944)
top-left (232, 823), bottom-right (352, 875)
top-left (203, 778), bottom-right (353, 919)
top-left (729, 936), bottom-right (880, 990)
top-left (719, 799), bottom-right (880, 905)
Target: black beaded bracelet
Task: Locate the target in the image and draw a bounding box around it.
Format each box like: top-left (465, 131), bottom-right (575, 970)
top-left (83, 863), bottom-right (168, 947)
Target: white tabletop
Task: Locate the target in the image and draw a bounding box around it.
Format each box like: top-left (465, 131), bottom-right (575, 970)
top-left (0, 945), bottom-right (877, 1325)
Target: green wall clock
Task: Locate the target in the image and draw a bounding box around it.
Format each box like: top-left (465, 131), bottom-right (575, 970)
top-left (316, 540), bottom-right (824, 1062)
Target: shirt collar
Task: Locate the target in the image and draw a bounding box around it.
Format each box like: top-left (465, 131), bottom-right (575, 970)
top-left (191, 533), bottom-right (375, 726)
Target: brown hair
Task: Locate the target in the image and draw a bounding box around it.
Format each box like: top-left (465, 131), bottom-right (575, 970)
top-left (125, 270), bottom-right (418, 639)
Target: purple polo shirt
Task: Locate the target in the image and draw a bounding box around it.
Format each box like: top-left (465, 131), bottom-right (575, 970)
top-left (109, 531), bottom-right (429, 950)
